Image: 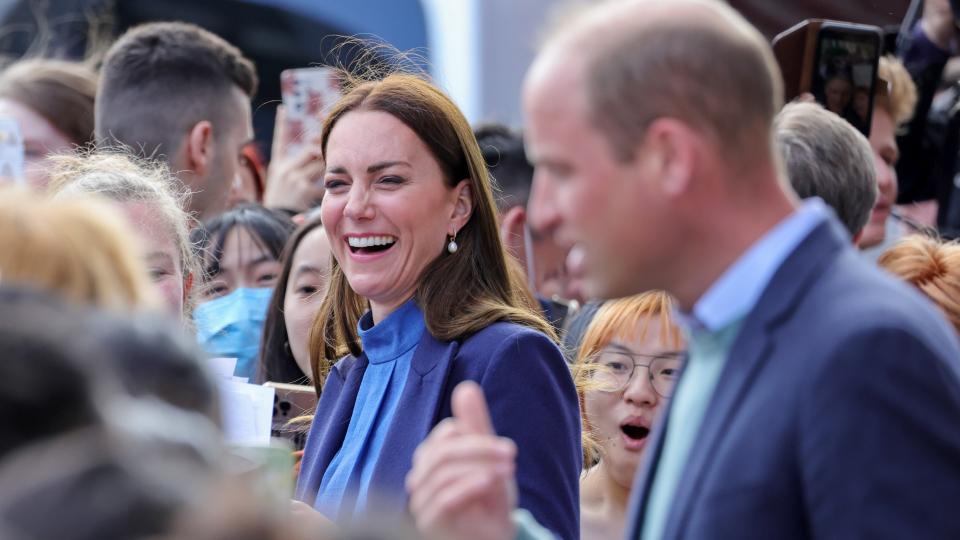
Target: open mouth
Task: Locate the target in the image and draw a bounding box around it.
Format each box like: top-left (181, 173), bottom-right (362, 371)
top-left (621, 424), bottom-right (650, 441)
top-left (347, 235), bottom-right (397, 255)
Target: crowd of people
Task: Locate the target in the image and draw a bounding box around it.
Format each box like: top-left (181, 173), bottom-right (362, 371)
top-left (2, 0), bottom-right (960, 539)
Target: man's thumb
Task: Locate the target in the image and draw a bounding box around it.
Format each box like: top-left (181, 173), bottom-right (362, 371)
top-left (451, 381), bottom-right (494, 436)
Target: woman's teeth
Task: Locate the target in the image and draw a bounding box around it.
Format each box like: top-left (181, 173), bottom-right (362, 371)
top-left (347, 236), bottom-right (397, 248)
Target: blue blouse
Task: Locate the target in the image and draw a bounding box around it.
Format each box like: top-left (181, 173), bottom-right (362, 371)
top-left (315, 298), bottom-right (426, 519)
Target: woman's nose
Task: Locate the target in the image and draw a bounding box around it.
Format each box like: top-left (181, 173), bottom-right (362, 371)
top-left (622, 367), bottom-right (658, 407)
top-left (344, 185), bottom-right (375, 220)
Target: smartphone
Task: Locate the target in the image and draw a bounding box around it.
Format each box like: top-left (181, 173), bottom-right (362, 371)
top-left (263, 381), bottom-right (317, 450)
top-left (0, 118), bottom-right (24, 184)
top-left (280, 67), bottom-right (342, 153)
top-left (773, 20), bottom-right (882, 137)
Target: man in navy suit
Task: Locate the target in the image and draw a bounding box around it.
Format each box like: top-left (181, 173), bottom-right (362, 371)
top-left (406, 0), bottom-right (960, 538)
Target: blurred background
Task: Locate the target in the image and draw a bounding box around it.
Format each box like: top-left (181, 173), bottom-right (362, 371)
top-left (0, 0), bottom-right (912, 153)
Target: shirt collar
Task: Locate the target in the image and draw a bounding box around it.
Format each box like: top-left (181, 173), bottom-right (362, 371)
top-left (357, 298), bottom-right (426, 364)
top-left (678, 199), bottom-right (830, 333)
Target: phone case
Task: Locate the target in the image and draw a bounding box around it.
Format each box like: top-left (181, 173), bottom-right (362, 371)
top-left (280, 67), bottom-right (342, 153)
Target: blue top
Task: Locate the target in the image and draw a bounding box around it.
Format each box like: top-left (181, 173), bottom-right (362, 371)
top-left (296, 320), bottom-right (582, 540)
top-left (315, 298), bottom-right (425, 520)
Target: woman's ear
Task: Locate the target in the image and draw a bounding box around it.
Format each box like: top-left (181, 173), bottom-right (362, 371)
top-left (450, 179), bottom-right (473, 233)
top-left (183, 272), bottom-right (194, 306)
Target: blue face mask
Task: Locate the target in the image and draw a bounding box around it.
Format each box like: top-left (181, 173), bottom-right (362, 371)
top-left (194, 287), bottom-right (274, 379)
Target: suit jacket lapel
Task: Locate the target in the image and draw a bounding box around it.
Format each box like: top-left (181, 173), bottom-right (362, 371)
top-left (368, 331), bottom-right (460, 506)
top-left (298, 354), bottom-right (368, 504)
top-left (659, 220), bottom-right (847, 540)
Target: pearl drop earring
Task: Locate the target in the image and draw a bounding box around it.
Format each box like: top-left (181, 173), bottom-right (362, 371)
top-left (447, 234), bottom-right (459, 254)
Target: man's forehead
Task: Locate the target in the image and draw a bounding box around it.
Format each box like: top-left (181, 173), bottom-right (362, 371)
top-left (524, 53), bottom-right (589, 124)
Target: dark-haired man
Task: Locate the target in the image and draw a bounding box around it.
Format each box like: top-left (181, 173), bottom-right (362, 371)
top-left (96, 22), bottom-right (257, 218)
top-left (476, 123), bottom-right (576, 332)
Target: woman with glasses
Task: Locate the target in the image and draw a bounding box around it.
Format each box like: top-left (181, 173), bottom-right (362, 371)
top-left (573, 291), bottom-right (686, 540)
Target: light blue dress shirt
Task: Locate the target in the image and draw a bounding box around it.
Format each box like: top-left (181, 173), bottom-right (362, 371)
top-left (316, 298), bottom-right (425, 520)
top-left (640, 199), bottom-right (829, 540)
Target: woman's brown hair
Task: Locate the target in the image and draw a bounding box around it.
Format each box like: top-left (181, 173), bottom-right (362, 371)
top-left (0, 59), bottom-right (97, 146)
top-left (308, 73), bottom-right (553, 392)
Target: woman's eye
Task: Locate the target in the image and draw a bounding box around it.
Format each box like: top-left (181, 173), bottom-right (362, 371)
top-left (378, 175), bottom-right (404, 185)
top-left (605, 362), bottom-right (628, 373)
top-left (323, 178), bottom-right (347, 190)
top-left (258, 273), bottom-right (278, 283)
top-left (149, 268), bottom-right (170, 281)
top-left (205, 284), bottom-right (227, 298)
top-left (298, 285), bottom-right (318, 295)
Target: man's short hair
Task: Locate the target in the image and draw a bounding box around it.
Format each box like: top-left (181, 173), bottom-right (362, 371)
top-left (474, 123), bottom-right (534, 213)
top-left (95, 22), bottom-right (257, 162)
top-left (775, 102), bottom-right (877, 236)
top-left (569, 1), bottom-right (783, 165)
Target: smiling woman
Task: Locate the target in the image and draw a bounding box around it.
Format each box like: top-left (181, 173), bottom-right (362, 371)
top-left (293, 72), bottom-right (581, 540)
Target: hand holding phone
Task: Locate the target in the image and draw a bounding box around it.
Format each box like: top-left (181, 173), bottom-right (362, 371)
top-left (773, 20), bottom-right (883, 137)
top-left (279, 67), bottom-right (342, 154)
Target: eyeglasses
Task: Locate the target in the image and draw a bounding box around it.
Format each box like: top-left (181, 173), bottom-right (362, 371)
top-left (592, 349), bottom-right (685, 398)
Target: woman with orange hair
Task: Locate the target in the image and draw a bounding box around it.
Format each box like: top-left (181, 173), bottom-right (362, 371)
top-left (573, 291), bottom-right (686, 540)
top-left (878, 235), bottom-right (960, 334)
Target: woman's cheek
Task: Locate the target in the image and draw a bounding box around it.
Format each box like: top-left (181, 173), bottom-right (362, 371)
top-left (154, 275), bottom-right (185, 318)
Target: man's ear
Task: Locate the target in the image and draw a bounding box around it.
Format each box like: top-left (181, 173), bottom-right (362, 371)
top-left (450, 179), bottom-right (474, 234)
top-left (499, 205), bottom-right (527, 263)
top-left (185, 120), bottom-right (215, 177)
top-left (641, 118), bottom-right (698, 198)
top-left (852, 229), bottom-right (864, 245)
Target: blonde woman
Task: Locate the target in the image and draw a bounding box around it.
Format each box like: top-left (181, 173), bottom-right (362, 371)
top-left (574, 291), bottom-right (685, 540)
top-left (0, 187), bottom-right (155, 309)
top-left (49, 152), bottom-right (199, 321)
top-left (879, 235), bottom-right (960, 334)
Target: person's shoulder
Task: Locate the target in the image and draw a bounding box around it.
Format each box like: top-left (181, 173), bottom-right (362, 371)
top-left (460, 321), bottom-right (557, 353)
top-left (454, 322), bottom-right (564, 375)
top-left (799, 248), bottom-right (959, 354)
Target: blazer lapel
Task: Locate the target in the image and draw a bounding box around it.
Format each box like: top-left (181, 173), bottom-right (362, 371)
top-left (297, 354), bottom-right (368, 504)
top-left (660, 221), bottom-right (847, 540)
top-left (368, 331), bottom-right (460, 506)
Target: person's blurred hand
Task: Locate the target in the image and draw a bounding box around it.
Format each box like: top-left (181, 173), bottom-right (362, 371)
top-left (922, 0), bottom-right (956, 50)
top-left (405, 381), bottom-right (518, 540)
top-left (290, 500), bottom-right (338, 538)
top-left (263, 105), bottom-right (326, 213)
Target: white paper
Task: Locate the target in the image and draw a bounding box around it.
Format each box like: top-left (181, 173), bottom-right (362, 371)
top-left (210, 357), bottom-right (238, 379)
top-left (219, 380), bottom-right (275, 446)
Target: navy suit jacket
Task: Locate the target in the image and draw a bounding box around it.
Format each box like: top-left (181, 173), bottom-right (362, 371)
top-left (626, 219), bottom-right (960, 539)
top-left (295, 321), bottom-right (582, 540)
